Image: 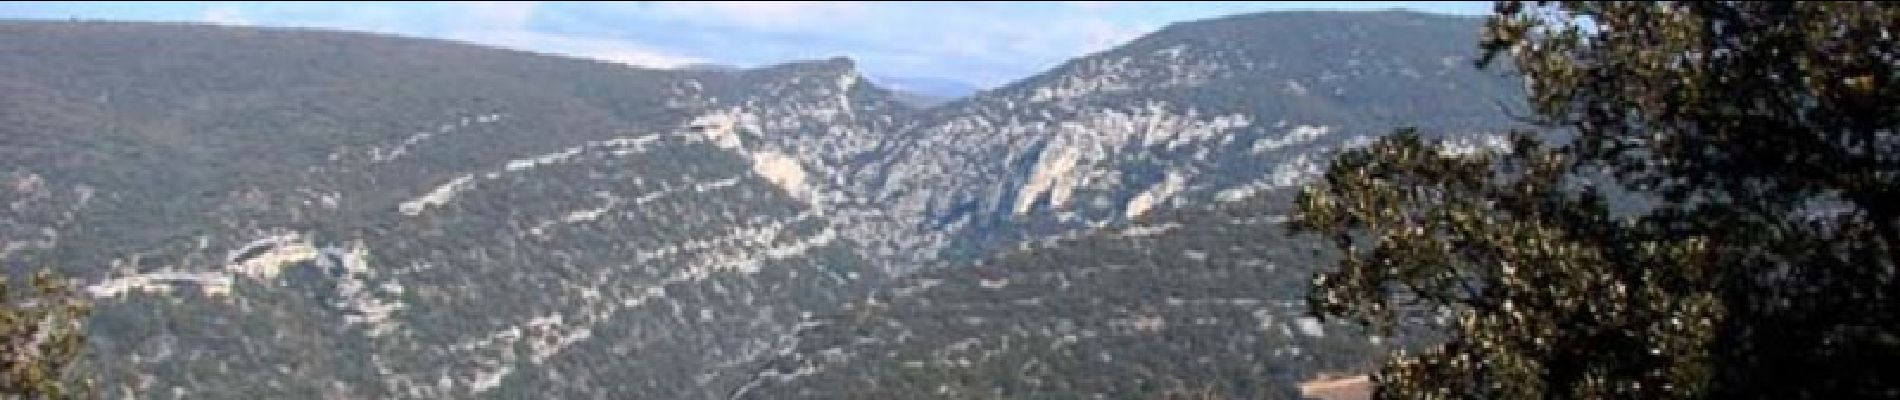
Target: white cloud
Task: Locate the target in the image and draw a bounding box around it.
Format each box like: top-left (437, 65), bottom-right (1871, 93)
top-left (425, 2), bottom-right (1157, 86)
top-left (1061, 1), bottom-right (1119, 11)
top-left (201, 6), bottom-right (250, 26)
top-left (908, 11), bottom-right (1148, 80)
top-left (449, 30), bottom-right (706, 69)
top-left (454, 1), bottom-right (541, 28)
top-left (174, 2), bottom-right (1155, 86)
top-left (588, 47), bottom-right (707, 68)
top-left (9, 1), bottom-right (1486, 88)
top-left (1075, 19), bottom-right (1151, 53)
top-left (184, 2), bottom-right (696, 70)
top-left (643, 1), bottom-right (871, 31)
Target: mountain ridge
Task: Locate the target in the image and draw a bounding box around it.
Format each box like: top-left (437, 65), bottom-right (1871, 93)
top-left (1, 11), bottom-right (1521, 398)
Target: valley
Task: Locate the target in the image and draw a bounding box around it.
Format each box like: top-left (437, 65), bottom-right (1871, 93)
top-left (0, 11), bottom-right (1520, 398)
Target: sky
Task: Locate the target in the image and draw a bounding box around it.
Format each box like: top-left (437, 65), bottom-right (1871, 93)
top-left (0, 1), bottom-right (1489, 88)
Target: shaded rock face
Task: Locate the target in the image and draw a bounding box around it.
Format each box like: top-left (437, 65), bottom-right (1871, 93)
top-left (0, 11), bottom-right (1517, 398)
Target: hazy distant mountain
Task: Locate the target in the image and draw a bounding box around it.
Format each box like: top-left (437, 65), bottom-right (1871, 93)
top-left (681, 62), bottom-right (743, 72)
top-left (872, 75), bottom-right (982, 107)
top-left (0, 11), bottom-right (1520, 398)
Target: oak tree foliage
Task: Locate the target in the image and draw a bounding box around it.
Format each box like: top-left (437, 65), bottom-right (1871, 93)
top-left (1, 271), bottom-right (90, 399)
top-left (1295, 2), bottom-right (1900, 398)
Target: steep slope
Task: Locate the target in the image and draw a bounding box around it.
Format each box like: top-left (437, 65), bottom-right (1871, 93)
top-left (0, 10), bottom-right (1524, 399)
top-left (867, 11), bottom-right (1521, 262)
top-left (1, 21), bottom-right (902, 398)
top-left (736, 193), bottom-right (1394, 399)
